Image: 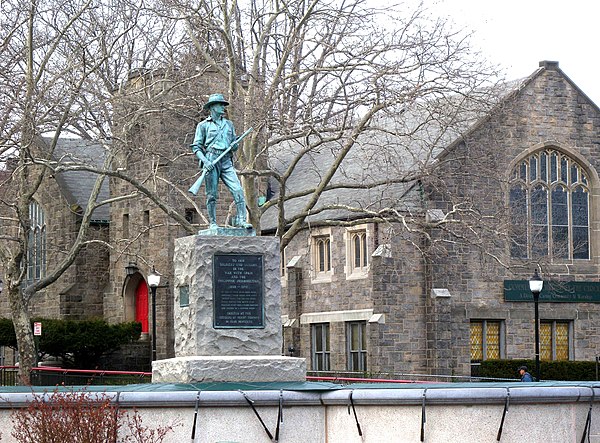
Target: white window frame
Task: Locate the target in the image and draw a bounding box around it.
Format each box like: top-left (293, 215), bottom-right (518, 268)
top-left (310, 228), bottom-right (333, 282)
top-left (344, 225), bottom-right (369, 279)
top-left (279, 246), bottom-right (288, 287)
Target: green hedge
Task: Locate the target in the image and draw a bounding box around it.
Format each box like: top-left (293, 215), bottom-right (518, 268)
top-left (0, 318), bottom-right (141, 369)
top-left (0, 318), bottom-right (18, 349)
top-left (480, 359), bottom-right (599, 381)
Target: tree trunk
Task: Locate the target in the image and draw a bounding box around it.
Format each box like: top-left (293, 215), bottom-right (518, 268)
top-left (243, 175), bottom-right (260, 232)
top-left (8, 287), bottom-right (36, 385)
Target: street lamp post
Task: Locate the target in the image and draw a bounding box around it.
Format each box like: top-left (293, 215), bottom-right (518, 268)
top-left (147, 267), bottom-right (161, 362)
top-left (529, 269), bottom-right (544, 382)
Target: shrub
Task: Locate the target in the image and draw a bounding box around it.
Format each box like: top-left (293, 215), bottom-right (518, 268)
top-left (480, 359), bottom-right (599, 381)
top-left (36, 319), bottom-right (142, 369)
top-left (0, 318), bottom-right (142, 369)
top-left (0, 318), bottom-right (17, 349)
top-left (11, 389), bottom-right (177, 443)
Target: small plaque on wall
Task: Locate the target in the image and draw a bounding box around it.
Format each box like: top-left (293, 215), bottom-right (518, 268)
top-left (179, 285), bottom-right (189, 307)
top-left (213, 254), bottom-right (264, 328)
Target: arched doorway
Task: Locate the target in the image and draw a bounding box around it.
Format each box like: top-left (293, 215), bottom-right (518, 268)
top-left (135, 280), bottom-right (149, 333)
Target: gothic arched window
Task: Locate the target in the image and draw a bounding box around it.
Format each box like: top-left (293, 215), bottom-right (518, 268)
top-left (509, 149), bottom-right (590, 260)
top-left (27, 201), bottom-right (46, 281)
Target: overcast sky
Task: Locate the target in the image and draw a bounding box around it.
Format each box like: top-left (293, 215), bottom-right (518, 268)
top-left (424, 0), bottom-right (600, 105)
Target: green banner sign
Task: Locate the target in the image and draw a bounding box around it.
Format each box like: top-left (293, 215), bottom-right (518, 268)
top-left (504, 280), bottom-right (600, 303)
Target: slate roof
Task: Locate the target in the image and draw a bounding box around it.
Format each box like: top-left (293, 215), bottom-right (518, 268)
top-left (39, 63), bottom-right (590, 232)
top-left (440, 61), bottom-right (600, 159)
top-left (260, 78), bottom-right (518, 231)
top-left (45, 137), bottom-right (111, 223)
top-left (262, 131), bottom-right (424, 231)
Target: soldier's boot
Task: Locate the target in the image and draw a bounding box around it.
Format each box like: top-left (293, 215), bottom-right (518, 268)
top-left (207, 202), bottom-right (218, 229)
top-left (234, 202), bottom-right (253, 229)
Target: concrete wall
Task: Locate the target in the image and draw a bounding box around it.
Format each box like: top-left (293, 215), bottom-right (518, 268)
top-left (0, 383), bottom-right (598, 442)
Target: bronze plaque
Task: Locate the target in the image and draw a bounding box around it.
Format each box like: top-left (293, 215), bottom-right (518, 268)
top-left (213, 254), bottom-right (264, 328)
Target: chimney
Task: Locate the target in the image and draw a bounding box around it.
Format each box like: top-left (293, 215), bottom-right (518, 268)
top-left (539, 60), bottom-right (559, 70)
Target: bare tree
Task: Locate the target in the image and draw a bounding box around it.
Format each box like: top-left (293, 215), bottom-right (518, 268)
top-left (0, 0), bottom-right (174, 384)
top-left (158, 0), bottom-right (503, 249)
top-left (0, 0), bottom-right (505, 382)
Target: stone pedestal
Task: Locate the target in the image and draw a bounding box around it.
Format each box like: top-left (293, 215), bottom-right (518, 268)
top-left (152, 234), bottom-right (306, 383)
top-left (152, 356), bottom-right (306, 383)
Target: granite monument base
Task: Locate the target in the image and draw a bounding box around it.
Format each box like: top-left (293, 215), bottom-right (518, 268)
top-left (173, 235), bottom-right (282, 357)
top-left (154, 234), bottom-right (306, 384)
top-left (152, 355), bottom-right (307, 383)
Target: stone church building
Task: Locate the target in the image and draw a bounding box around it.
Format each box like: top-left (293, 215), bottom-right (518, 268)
top-left (284, 62), bottom-right (600, 375)
top-left (274, 61), bottom-right (600, 377)
top-left (1, 61), bottom-right (599, 378)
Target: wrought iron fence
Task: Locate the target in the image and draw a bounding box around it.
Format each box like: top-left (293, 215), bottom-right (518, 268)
top-left (0, 366), bottom-right (18, 386)
top-left (0, 366), bottom-right (521, 387)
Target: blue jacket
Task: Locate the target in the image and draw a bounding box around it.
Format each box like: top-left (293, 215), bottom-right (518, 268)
top-left (521, 372), bottom-right (534, 382)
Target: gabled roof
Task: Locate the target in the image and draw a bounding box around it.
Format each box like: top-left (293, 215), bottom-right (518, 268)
top-left (45, 137), bottom-right (111, 223)
top-left (260, 61), bottom-right (599, 232)
top-left (439, 60), bottom-right (600, 159)
top-left (261, 132), bottom-right (425, 231)
top-left (261, 82), bottom-right (507, 231)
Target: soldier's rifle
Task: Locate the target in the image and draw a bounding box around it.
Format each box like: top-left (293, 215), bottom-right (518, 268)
top-left (188, 126), bottom-right (253, 196)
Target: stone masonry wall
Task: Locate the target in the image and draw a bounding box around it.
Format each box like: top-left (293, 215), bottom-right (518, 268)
top-left (369, 231), bottom-right (428, 375)
top-left (281, 224), bottom-right (375, 371)
top-left (105, 68), bottom-right (264, 360)
top-left (280, 222), bottom-right (431, 375)
top-left (428, 62), bottom-right (600, 374)
top-left (0, 166), bottom-right (110, 323)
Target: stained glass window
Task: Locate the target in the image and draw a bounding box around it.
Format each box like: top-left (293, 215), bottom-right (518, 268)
top-left (540, 322), bottom-right (552, 360)
top-left (470, 320), bottom-right (503, 361)
top-left (470, 322), bottom-right (483, 360)
top-left (486, 322), bottom-right (500, 359)
top-left (509, 149), bottom-right (590, 260)
top-left (509, 186), bottom-right (527, 258)
top-left (540, 321), bottom-right (570, 361)
top-left (27, 201), bottom-right (46, 282)
top-left (556, 323), bottom-right (569, 361)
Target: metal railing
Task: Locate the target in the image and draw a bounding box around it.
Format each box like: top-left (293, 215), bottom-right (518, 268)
top-left (306, 374), bottom-right (428, 384)
top-left (0, 366), bottom-right (151, 386)
top-left (0, 366), bottom-right (18, 386)
top-left (0, 366), bottom-right (519, 387)
top-left (306, 370), bottom-right (518, 384)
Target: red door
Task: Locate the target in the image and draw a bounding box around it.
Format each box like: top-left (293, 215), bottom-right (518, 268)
top-left (135, 281), bottom-right (149, 333)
